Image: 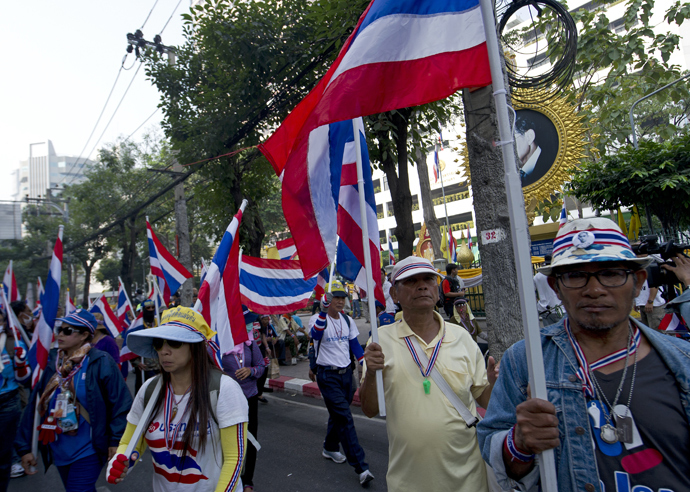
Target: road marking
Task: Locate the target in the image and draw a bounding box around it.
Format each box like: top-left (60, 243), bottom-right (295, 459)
top-left (264, 395), bottom-right (386, 424)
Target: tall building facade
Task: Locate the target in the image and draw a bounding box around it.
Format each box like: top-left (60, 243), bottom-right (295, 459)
top-left (11, 140), bottom-right (94, 200)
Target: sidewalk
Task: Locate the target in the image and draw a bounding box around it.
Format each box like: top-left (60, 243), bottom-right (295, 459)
top-left (264, 313), bottom-right (368, 405)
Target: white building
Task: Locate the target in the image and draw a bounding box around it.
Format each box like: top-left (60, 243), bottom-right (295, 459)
top-left (11, 140), bottom-right (94, 201)
top-left (373, 127), bottom-right (477, 258)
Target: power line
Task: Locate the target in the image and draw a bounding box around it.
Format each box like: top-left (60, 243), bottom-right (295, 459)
top-left (125, 108), bottom-right (160, 142)
top-left (140, 0), bottom-right (160, 29)
top-left (159, 0), bottom-right (184, 35)
top-left (58, 57), bottom-right (128, 185)
top-left (67, 61), bottom-right (143, 185)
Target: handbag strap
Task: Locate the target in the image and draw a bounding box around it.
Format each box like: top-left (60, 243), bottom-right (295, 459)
top-left (409, 335), bottom-right (479, 428)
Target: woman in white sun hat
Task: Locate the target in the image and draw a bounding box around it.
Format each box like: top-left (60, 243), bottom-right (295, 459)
top-left (106, 306), bottom-right (248, 492)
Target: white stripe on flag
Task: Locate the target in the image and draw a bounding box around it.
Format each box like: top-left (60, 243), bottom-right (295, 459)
top-left (330, 9), bottom-right (486, 85)
top-left (240, 261), bottom-right (305, 280)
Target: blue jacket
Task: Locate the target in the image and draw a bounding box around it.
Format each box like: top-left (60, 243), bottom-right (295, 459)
top-left (15, 348), bottom-right (132, 470)
top-left (477, 317), bottom-right (690, 492)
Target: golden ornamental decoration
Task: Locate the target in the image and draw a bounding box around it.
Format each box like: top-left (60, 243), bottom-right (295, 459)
top-left (457, 240), bottom-right (474, 269)
top-left (457, 88), bottom-right (587, 208)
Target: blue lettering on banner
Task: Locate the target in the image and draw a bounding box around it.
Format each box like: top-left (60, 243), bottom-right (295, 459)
top-left (613, 471), bottom-right (675, 492)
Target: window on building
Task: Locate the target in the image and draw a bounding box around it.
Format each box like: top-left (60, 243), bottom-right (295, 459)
top-left (376, 204), bottom-right (383, 219)
top-left (373, 179), bottom-right (381, 194)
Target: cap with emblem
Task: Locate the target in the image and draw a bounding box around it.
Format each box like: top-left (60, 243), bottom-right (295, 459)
top-left (390, 256), bottom-right (444, 285)
top-left (539, 217), bottom-right (653, 275)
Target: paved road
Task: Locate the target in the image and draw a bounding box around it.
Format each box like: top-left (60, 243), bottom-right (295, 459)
top-left (9, 390), bottom-right (389, 492)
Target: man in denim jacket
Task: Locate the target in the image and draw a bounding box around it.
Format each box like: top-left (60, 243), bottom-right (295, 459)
top-left (478, 218), bottom-right (690, 492)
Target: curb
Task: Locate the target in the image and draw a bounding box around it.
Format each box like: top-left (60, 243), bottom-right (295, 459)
top-left (266, 376), bottom-right (361, 406)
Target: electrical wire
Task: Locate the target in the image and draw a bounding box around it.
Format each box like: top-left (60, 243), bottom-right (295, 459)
top-left (140, 0), bottom-right (160, 29)
top-left (498, 0), bottom-right (578, 100)
top-left (159, 0), bottom-right (184, 35)
top-left (58, 57), bottom-right (128, 185)
top-left (124, 108), bottom-right (160, 142)
top-left (67, 62), bottom-right (143, 185)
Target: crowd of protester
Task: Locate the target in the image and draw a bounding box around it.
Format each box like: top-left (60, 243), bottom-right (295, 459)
top-left (2, 217), bottom-right (690, 492)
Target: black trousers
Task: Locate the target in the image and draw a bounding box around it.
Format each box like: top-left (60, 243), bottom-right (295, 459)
top-left (242, 395), bottom-right (259, 486)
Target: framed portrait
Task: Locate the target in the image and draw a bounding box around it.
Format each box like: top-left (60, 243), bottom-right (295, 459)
top-left (513, 90), bottom-right (587, 206)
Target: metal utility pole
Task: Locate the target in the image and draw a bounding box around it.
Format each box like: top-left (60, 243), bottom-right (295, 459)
top-left (128, 30), bottom-right (193, 306)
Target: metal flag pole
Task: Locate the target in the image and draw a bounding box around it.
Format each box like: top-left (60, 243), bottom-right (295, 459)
top-left (352, 118), bottom-right (386, 417)
top-left (437, 138), bottom-right (451, 235)
top-left (477, 0), bottom-right (558, 489)
top-left (327, 238), bottom-right (339, 292)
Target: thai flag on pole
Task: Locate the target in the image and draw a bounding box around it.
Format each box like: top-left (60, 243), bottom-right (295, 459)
top-left (89, 295), bottom-right (124, 337)
top-left (276, 238), bottom-right (297, 260)
top-left (3, 260), bottom-right (19, 304)
top-left (558, 200), bottom-right (568, 230)
top-left (65, 290), bottom-right (77, 316)
top-left (28, 226), bottom-right (63, 388)
top-left (449, 229), bottom-right (458, 263)
top-left (33, 277), bottom-right (45, 318)
top-left (258, 0), bottom-right (490, 278)
top-left (313, 268), bottom-right (330, 299)
top-left (120, 314), bottom-right (145, 362)
top-left (194, 201), bottom-right (249, 362)
top-left (146, 219), bottom-right (192, 305)
top-left (239, 256), bottom-right (318, 314)
top-left (199, 258), bottom-right (209, 285)
top-left (334, 119), bottom-right (385, 305)
top-left (116, 277), bottom-right (135, 328)
top-left (433, 147), bottom-right (441, 183)
top-left (388, 234), bottom-right (396, 266)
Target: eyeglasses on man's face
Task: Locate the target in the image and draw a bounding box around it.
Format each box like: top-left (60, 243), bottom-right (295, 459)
top-left (555, 268), bottom-right (634, 289)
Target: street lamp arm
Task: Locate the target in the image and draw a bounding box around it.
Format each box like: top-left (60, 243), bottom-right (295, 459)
top-left (629, 72), bottom-right (690, 149)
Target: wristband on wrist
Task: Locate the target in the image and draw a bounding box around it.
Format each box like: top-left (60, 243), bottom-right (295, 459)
top-left (504, 426), bottom-right (535, 463)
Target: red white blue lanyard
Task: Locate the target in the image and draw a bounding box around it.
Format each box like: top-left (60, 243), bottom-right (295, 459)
top-left (564, 319), bottom-right (641, 398)
top-left (163, 383), bottom-right (186, 451)
top-left (404, 328), bottom-right (445, 380)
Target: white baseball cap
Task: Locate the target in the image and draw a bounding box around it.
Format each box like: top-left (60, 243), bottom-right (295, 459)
top-left (390, 256), bottom-right (444, 285)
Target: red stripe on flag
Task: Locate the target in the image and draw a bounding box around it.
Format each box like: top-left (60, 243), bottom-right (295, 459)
top-left (340, 162), bottom-right (358, 187)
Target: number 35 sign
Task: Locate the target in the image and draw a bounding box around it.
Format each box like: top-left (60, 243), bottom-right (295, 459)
top-left (481, 228), bottom-right (506, 245)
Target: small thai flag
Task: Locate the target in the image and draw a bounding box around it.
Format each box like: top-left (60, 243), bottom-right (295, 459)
top-left (89, 295), bottom-right (125, 337)
top-left (388, 235), bottom-right (396, 266)
top-left (146, 219), bottom-right (192, 305)
top-left (558, 200), bottom-right (568, 230)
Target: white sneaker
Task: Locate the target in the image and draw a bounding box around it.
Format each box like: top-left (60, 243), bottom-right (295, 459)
top-left (298, 354), bottom-right (308, 360)
top-left (359, 470), bottom-right (375, 486)
top-left (291, 357), bottom-right (297, 365)
top-left (10, 463), bottom-right (25, 478)
top-left (322, 449), bottom-right (347, 463)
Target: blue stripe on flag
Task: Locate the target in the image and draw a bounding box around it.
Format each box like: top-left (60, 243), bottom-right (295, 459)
top-left (239, 269), bottom-right (317, 298)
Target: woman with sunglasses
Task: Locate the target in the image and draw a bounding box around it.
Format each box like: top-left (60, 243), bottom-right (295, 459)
top-left (107, 306), bottom-right (248, 492)
top-left (15, 309), bottom-right (132, 491)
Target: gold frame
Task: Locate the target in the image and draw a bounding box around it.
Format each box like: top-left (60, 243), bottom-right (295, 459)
top-left (458, 89), bottom-right (586, 208)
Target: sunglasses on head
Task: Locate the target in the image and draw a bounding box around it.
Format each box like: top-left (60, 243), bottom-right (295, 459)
top-left (152, 338), bottom-right (184, 351)
top-left (57, 325), bottom-right (85, 336)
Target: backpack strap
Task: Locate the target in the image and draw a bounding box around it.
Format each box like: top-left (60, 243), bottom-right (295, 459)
top-left (143, 374), bottom-right (163, 408)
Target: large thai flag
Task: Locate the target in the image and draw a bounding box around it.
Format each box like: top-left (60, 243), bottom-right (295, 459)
top-left (89, 295), bottom-right (124, 337)
top-left (259, 0), bottom-right (490, 277)
top-left (146, 219), bottom-right (192, 305)
top-left (335, 119), bottom-right (385, 304)
top-left (28, 226), bottom-right (63, 388)
top-left (194, 201), bottom-right (248, 361)
top-left (240, 256), bottom-right (318, 314)
top-left (276, 238), bottom-right (297, 260)
top-left (3, 260), bottom-right (19, 304)
top-left (116, 277), bottom-right (135, 328)
top-left (120, 313), bottom-right (145, 362)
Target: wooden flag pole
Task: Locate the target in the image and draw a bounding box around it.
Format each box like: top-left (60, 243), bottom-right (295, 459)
top-left (352, 118), bottom-right (386, 417)
top-left (477, 0), bottom-right (558, 489)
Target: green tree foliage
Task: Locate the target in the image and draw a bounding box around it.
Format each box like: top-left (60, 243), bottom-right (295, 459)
top-left (143, 0), bottom-right (368, 254)
top-left (568, 133), bottom-right (690, 234)
top-left (530, 0), bottom-right (690, 155)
